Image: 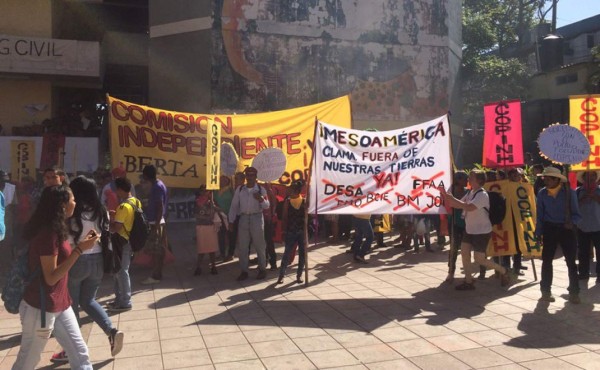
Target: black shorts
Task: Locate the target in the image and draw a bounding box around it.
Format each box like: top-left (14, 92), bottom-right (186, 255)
top-left (462, 232), bottom-right (491, 253)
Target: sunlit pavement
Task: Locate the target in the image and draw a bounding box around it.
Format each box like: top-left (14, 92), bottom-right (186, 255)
top-left (1, 224), bottom-right (599, 369)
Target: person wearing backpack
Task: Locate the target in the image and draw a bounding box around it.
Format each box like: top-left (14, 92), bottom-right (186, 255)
top-left (536, 167), bottom-right (582, 304)
top-left (12, 185), bottom-right (99, 369)
top-left (108, 177), bottom-right (142, 312)
top-left (50, 176), bottom-right (124, 363)
top-left (440, 170), bottom-right (513, 290)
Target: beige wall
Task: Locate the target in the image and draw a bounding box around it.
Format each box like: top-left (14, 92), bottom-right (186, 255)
top-left (0, 1), bottom-right (53, 134)
top-left (0, 0), bottom-right (52, 37)
top-left (0, 80), bottom-right (52, 134)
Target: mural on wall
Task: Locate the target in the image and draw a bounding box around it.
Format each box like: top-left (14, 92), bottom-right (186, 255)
top-left (212, 0), bottom-right (451, 122)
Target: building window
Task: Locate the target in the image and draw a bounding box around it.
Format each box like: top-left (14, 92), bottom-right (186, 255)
top-left (556, 73), bottom-right (578, 85)
top-left (563, 41), bottom-right (574, 56)
top-left (588, 34), bottom-right (595, 48)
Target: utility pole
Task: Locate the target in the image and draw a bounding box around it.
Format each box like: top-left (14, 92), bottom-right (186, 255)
top-left (551, 0), bottom-right (557, 33)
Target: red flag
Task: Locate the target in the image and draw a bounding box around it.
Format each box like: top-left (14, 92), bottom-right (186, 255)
top-left (483, 100), bottom-right (524, 168)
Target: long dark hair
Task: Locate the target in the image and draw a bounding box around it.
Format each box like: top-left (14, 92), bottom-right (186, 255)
top-left (23, 185), bottom-right (71, 244)
top-left (69, 176), bottom-right (109, 244)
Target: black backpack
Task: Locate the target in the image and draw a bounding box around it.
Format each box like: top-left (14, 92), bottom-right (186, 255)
top-left (125, 199), bottom-right (150, 252)
top-left (474, 189), bottom-right (506, 225)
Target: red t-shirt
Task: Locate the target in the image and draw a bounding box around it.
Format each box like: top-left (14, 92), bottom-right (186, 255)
top-left (23, 229), bottom-right (72, 312)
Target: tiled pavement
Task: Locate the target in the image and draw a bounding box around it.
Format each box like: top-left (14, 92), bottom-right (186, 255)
top-left (1, 226), bottom-right (600, 369)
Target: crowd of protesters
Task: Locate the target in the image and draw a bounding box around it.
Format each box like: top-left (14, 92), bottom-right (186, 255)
top-left (1, 160), bottom-right (599, 368)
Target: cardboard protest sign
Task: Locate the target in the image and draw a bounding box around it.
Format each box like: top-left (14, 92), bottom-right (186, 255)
top-left (538, 123), bottom-right (590, 165)
top-left (206, 119), bottom-right (221, 190)
top-left (108, 95), bottom-right (351, 188)
top-left (483, 100), bottom-right (523, 168)
top-left (484, 180), bottom-right (541, 257)
top-left (252, 148), bottom-right (287, 183)
top-left (570, 95), bottom-right (600, 170)
top-left (308, 115), bottom-right (451, 214)
top-left (220, 143), bottom-right (239, 176)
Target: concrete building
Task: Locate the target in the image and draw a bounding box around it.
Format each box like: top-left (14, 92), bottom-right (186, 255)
top-left (149, 0), bottom-right (462, 130)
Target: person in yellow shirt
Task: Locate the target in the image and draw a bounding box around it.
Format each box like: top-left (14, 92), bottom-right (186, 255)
top-left (108, 177), bottom-right (142, 311)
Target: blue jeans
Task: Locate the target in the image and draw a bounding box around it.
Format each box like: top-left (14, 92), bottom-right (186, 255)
top-left (114, 243), bottom-right (132, 308)
top-left (351, 217), bottom-right (373, 258)
top-left (279, 230), bottom-right (306, 279)
top-left (14, 302), bottom-right (92, 370)
top-left (68, 253), bottom-right (114, 335)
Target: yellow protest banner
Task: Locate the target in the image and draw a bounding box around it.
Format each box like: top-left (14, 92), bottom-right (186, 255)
top-left (11, 140), bottom-right (36, 182)
top-left (507, 181), bottom-right (541, 257)
top-left (484, 180), bottom-right (541, 258)
top-left (108, 95), bottom-right (351, 188)
top-left (206, 119), bottom-right (221, 190)
top-left (485, 181), bottom-right (517, 257)
top-left (570, 95), bottom-right (600, 170)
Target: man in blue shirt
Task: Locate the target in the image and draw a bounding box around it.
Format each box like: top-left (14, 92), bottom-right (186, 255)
top-left (535, 167), bottom-right (582, 303)
top-left (140, 165), bottom-right (168, 285)
top-left (575, 170), bottom-right (600, 284)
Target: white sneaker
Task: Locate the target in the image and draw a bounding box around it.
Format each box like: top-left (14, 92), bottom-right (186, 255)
top-left (109, 328), bottom-right (124, 357)
top-left (140, 277), bottom-right (161, 285)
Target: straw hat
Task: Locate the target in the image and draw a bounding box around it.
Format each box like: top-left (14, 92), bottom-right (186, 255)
top-left (536, 167), bottom-right (567, 182)
top-left (576, 170), bottom-right (600, 184)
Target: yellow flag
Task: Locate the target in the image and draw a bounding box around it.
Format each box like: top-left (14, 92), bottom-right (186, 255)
top-left (570, 95), bottom-right (600, 170)
top-left (206, 118), bottom-right (221, 190)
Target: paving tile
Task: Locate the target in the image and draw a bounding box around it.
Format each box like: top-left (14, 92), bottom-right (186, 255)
top-left (369, 326), bottom-right (419, 342)
top-left (426, 334), bottom-right (481, 352)
top-left (348, 344), bottom-right (403, 363)
top-left (520, 357), bottom-right (582, 370)
top-left (451, 347), bottom-right (513, 368)
top-left (162, 349), bottom-right (212, 369)
top-left (408, 352), bottom-right (471, 370)
top-left (365, 358), bottom-right (420, 370)
top-left (388, 338), bottom-right (443, 358)
top-left (160, 336), bottom-right (207, 353)
top-left (208, 344), bottom-right (258, 364)
top-left (260, 353), bottom-right (317, 370)
top-left (463, 330), bottom-right (513, 347)
top-left (203, 331), bottom-right (248, 348)
top-left (293, 335), bottom-right (343, 353)
top-left (214, 359), bottom-right (265, 369)
top-left (251, 339), bottom-right (301, 358)
top-left (489, 344), bottom-right (552, 362)
top-left (559, 352), bottom-right (600, 370)
top-left (305, 349), bottom-right (360, 368)
top-left (405, 324), bottom-right (456, 338)
top-left (113, 354), bottom-right (164, 370)
top-left (331, 331), bottom-right (383, 348)
top-left (125, 328), bottom-right (161, 343)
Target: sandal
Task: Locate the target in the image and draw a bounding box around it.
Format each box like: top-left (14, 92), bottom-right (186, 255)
top-left (455, 282), bottom-right (475, 291)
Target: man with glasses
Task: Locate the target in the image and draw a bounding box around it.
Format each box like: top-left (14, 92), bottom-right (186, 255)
top-left (228, 167), bottom-right (270, 281)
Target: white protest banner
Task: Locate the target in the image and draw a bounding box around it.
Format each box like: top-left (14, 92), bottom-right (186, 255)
top-left (309, 115), bottom-right (452, 214)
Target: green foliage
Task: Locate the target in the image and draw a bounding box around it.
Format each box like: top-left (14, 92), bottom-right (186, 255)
top-left (460, 1), bottom-right (552, 131)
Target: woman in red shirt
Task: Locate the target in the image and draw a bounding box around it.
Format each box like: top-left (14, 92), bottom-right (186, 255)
top-left (13, 185), bottom-right (99, 369)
